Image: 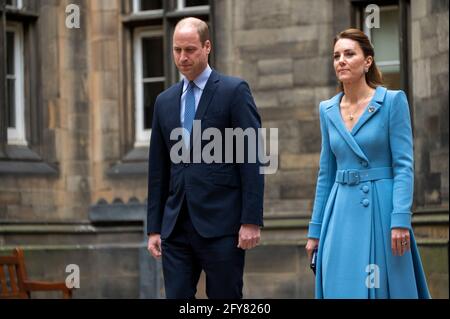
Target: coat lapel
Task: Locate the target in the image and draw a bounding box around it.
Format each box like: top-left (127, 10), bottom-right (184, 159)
top-left (350, 86), bottom-right (387, 136)
top-left (325, 93), bottom-right (370, 163)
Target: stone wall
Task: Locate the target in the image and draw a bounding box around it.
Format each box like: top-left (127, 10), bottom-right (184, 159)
top-left (87, 0), bottom-right (148, 204)
top-left (0, 227), bottom-right (144, 298)
top-left (214, 0), bottom-right (336, 221)
top-left (1, 0), bottom-right (149, 299)
top-left (409, 0), bottom-right (449, 298)
top-left (411, 0), bottom-right (449, 208)
top-left (0, 0), bottom-right (91, 222)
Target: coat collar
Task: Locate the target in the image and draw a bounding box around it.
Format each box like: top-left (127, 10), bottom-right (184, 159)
top-left (323, 86), bottom-right (387, 162)
top-left (323, 86), bottom-right (387, 112)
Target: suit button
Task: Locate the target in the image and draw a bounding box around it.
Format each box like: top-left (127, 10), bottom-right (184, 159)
top-left (362, 199), bottom-right (370, 207)
top-left (361, 161), bottom-right (368, 167)
top-left (184, 164), bottom-right (189, 168)
top-left (361, 185), bottom-right (369, 193)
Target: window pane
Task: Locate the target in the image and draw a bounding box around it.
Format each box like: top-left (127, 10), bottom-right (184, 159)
top-left (7, 79), bottom-right (16, 128)
top-left (367, 6), bottom-right (401, 89)
top-left (143, 82), bottom-right (164, 129)
top-left (140, 0), bottom-right (163, 11)
top-left (6, 31), bottom-right (15, 75)
top-left (185, 0), bottom-right (209, 7)
top-left (6, 0), bottom-right (15, 6)
top-left (370, 8), bottom-right (400, 63)
top-left (142, 37), bottom-right (164, 78)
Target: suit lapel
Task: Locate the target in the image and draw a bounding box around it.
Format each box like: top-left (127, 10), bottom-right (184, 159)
top-left (166, 81), bottom-right (184, 131)
top-left (325, 93), bottom-right (370, 163)
top-left (190, 70), bottom-right (220, 148)
top-left (194, 70), bottom-right (219, 121)
top-left (350, 86), bottom-right (387, 136)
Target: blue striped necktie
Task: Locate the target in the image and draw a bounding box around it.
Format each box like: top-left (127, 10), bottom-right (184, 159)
top-left (183, 81), bottom-right (196, 147)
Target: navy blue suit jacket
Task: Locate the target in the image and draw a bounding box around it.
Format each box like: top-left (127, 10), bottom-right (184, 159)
top-left (147, 70), bottom-right (264, 239)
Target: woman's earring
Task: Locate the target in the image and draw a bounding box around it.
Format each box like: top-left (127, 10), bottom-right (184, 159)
top-left (364, 67), bottom-right (369, 73)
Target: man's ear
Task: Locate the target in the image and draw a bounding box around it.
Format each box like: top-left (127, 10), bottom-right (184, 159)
top-left (204, 40), bottom-right (212, 54)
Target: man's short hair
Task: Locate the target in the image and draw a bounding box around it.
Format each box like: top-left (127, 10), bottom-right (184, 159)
top-left (175, 17), bottom-right (210, 45)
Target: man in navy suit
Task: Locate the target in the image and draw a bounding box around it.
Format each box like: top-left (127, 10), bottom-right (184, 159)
top-left (146, 17), bottom-right (264, 299)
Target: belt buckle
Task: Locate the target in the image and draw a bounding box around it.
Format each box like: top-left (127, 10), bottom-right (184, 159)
top-left (347, 170), bottom-right (360, 185)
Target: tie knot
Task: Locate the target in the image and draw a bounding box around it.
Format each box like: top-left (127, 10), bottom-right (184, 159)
top-left (189, 81), bottom-right (196, 90)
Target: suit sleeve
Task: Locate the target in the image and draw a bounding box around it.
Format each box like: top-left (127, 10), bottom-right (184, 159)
top-left (147, 97), bottom-right (170, 235)
top-left (230, 81), bottom-right (264, 227)
top-left (307, 103), bottom-right (337, 239)
top-left (389, 90), bottom-right (414, 230)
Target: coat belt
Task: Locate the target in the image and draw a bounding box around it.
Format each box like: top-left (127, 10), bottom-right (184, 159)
top-left (335, 167), bottom-right (393, 185)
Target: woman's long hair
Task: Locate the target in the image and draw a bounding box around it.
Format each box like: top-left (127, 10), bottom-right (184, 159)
top-left (334, 28), bottom-right (383, 91)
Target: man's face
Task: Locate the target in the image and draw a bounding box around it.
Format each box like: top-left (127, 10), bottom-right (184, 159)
top-left (173, 26), bottom-right (211, 81)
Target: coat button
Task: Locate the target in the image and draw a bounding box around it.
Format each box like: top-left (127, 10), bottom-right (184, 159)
top-left (361, 161), bottom-right (368, 167)
top-left (184, 163), bottom-right (189, 168)
top-left (362, 199), bottom-right (370, 207)
top-left (361, 185), bottom-right (369, 193)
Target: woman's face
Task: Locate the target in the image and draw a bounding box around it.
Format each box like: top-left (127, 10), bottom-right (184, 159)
top-left (333, 38), bottom-right (373, 85)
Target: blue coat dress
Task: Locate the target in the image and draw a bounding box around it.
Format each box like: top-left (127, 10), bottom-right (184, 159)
top-left (308, 86), bottom-right (431, 299)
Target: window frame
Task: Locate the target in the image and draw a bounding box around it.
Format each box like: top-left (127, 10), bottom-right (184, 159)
top-left (352, 0), bottom-right (411, 97)
top-left (0, 2), bottom-right (58, 175)
top-left (133, 27), bottom-right (165, 147)
top-left (176, 0), bottom-right (209, 11)
top-left (363, 5), bottom-right (401, 85)
top-left (132, 0), bottom-right (163, 15)
top-left (111, 0), bottom-right (212, 175)
top-left (5, 0), bottom-right (22, 10)
top-left (6, 21), bottom-right (27, 146)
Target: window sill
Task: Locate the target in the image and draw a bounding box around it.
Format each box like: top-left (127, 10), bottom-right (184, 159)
top-left (0, 145), bottom-right (58, 176)
top-left (3, 9), bottom-right (39, 22)
top-left (106, 147), bottom-right (148, 177)
top-left (165, 7), bottom-right (210, 18)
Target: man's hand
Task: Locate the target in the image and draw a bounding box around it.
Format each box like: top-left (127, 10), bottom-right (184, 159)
top-left (238, 224), bottom-right (261, 250)
top-left (147, 233), bottom-right (162, 258)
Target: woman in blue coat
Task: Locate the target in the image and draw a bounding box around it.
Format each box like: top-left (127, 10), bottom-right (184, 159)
top-left (305, 28), bottom-right (431, 299)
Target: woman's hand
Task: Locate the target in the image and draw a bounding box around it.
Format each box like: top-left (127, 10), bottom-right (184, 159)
top-left (391, 228), bottom-right (410, 256)
top-left (305, 238), bottom-right (319, 262)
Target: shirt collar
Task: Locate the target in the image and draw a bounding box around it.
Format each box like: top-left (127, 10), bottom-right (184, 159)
top-left (183, 65), bottom-right (212, 91)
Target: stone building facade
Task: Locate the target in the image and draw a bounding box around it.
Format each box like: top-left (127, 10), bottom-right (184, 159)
top-left (0, 0), bottom-right (448, 298)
